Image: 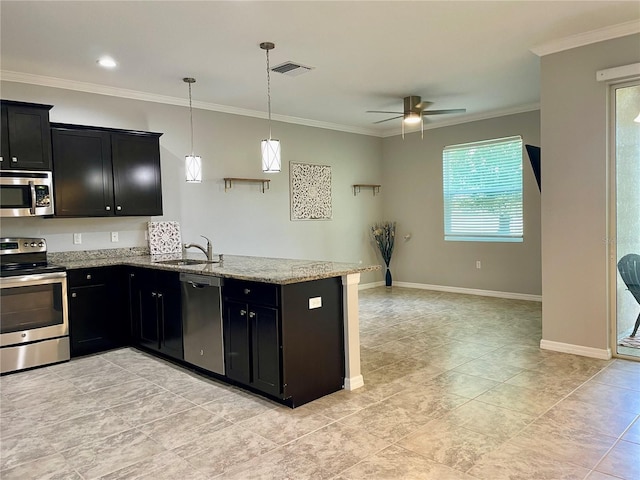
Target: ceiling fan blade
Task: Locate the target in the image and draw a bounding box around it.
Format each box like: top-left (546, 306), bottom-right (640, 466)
top-left (367, 110), bottom-right (403, 114)
top-left (372, 115), bottom-right (404, 124)
top-left (422, 108), bottom-right (467, 115)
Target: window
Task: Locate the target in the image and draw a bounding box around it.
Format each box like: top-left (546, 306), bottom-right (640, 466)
top-left (443, 135), bottom-right (523, 242)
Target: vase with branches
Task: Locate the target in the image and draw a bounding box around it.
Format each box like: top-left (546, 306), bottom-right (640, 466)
top-left (371, 221), bottom-right (396, 287)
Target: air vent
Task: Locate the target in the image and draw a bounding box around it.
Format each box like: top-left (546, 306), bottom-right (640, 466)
top-left (271, 61), bottom-right (314, 77)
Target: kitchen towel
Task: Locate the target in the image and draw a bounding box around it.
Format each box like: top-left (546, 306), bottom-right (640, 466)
top-left (148, 221), bottom-right (182, 255)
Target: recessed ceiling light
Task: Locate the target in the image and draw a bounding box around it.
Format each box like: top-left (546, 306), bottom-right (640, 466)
top-left (97, 56), bottom-right (117, 68)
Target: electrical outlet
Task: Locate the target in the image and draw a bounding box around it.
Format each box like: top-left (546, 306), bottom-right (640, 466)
top-left (73, 233), bottom-right (82, 245)
top-left (476, 260), bottom-right (482, 269)
top-left (111, 232), bottom-right (119, 242)
top-left (308, 297), bottom-right (322, 309)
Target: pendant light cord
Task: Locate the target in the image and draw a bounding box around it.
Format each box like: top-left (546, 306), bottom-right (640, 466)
top-left (188, 81), bottom-right (195, 156)
top-left (266, 48), bottom-right (272, 140)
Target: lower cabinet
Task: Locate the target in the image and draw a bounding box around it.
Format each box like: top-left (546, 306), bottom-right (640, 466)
top-left (224, 297), bottom-right (281, 397)
top-left (223, 277), bottom-right (344, 407)
top-left (68, 267), bottom-right (127, 357)
top-left (129, 268), bottom-right (183, 361)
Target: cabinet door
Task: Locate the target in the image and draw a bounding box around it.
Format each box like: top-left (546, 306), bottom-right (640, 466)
top-left (157, 273), bottom-right (183, 360)
top-left (250, 305), bottom-right (281, 397)
top-left (136, 270), bottom-right (161, 352)
top-left (111, 133), bottom-right (163, 216)
top-left (224, 299), bottom-right (251, 385)
top-left (52, 128), bottom-right (114, 216)
top-left (0, 105), bottom-right (9, 165)
top-left (1, 103), bottom-right (52, 170)
top-left (69, 283), bottom-right (111, 357)
top-left (68, 267), bottom-right (128, 357)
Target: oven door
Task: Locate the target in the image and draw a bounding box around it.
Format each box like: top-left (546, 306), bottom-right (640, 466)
top-left (0, 171), bottom-right (55, 217)
top-left (0, 272), bottom-right (68, 346)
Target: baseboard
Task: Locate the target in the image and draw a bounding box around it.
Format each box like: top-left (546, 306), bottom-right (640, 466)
top-left (343, 374), bottom-right (364, 391)
top-left (540, 339), bottom-right (612, 360)
top-left (359, 281), bottom-right (385, 290)
top-left (391, 281), bottom-right (542, 302)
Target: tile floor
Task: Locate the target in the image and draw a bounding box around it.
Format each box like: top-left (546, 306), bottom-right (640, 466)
top-left (1, 286), bottom-right (639, 479)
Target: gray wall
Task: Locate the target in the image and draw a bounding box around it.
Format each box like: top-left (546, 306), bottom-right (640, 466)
top-left (381, 111), bottom-right (542, 296)
top-left (0, 82), bottom-right (384, 283)
top-left (540, 33), bottom-right (640, 352)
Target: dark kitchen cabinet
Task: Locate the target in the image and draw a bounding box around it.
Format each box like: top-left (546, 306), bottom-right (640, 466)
top-left (51, 123), bottom-right (163, 217)
top-left (223, 277), bottom-right (344, 406)
top-left (68, 266), bottom-right (128, 357)
top-left (0, 100), bottom-right (53, 171)
top-left (129, 268), bottom-right (183, 361)
top-left (224, 296), bottom-right (280, 397)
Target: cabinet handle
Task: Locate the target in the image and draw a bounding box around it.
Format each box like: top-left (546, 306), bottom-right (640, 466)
top-left (249, 311), bottom-right (256, 318)
top-left (86, 274), bottom-right (92, 280)
top-left (11, 157), bottom-right (17, 163)
top-left (240, 309), bottom-right (246, 316)
top-left (71, 292), bottom-right (77, 298)
top-left (243, 288), bottom-right (251, 295)
top-left (105, 206), bottom-right (111, 211)
top-left (116, 205), bottom-right (122, 211)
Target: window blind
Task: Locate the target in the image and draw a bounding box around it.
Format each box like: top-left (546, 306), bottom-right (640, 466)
top-left (443, 135), bottom-right (523, 242)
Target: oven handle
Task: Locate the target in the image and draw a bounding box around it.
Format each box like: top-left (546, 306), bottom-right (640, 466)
top-left (29, 180), bottom-right (37, 215)
top-left (0, 271), bottom-right (67, 287)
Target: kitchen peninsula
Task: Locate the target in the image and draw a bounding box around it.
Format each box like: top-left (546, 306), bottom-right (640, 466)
top-left (51, 249), bottom-right (379, 407)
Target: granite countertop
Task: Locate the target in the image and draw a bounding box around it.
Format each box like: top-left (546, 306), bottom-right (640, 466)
top-left (49, 248), bottom-right (380, 285)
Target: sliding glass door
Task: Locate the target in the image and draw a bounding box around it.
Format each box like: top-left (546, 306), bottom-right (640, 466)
top-left (613, 81), bottom-right (640, 358)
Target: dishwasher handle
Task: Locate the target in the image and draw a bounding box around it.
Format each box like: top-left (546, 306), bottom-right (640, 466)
top-left (179, 273), bottom-right (223, 287)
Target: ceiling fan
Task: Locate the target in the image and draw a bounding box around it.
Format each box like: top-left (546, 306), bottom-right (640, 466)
top-left (367, 95), bottom-right (466, 137)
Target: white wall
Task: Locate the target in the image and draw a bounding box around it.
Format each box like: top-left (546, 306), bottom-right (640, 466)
top-left (0, 82), bottom-right (384, 283)
top-left (540, 33), bottom-right (640, 354)
top-left (381, 111), bottom-right (542, 296)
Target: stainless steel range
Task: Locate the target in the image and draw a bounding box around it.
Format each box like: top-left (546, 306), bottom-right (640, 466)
top-left (0, 237), bottom-right (69, 374)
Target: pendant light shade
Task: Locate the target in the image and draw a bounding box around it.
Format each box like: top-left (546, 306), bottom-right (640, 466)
top-left (261, 139), bottom-right (281, 172)
top-left (184, 77), bottom-right (202, 183)
top-left (260, 42), bottom-right (281, 173)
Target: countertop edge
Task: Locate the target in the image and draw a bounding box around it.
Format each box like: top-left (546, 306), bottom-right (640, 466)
top-left (54, 254), bottom-right (381, 285)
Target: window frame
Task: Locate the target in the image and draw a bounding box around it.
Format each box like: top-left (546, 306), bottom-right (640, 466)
top-left (442, 135), bottom-right (524, 243)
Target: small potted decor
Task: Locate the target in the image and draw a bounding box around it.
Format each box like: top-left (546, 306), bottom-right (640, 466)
top-left (371, 221), bottom-right (396, 287)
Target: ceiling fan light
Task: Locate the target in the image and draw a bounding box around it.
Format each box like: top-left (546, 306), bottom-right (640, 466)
top-left (404, 112), bottom-right (421, 124)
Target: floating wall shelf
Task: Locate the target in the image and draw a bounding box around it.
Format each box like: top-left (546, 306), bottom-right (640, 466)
top-left (223, 178), bottom-right (271, 193)
top-left (352, 184), bottom-right (381, 196)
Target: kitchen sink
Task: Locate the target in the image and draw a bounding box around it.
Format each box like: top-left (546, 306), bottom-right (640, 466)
top-left (154, 259), bottom-right (216, 266)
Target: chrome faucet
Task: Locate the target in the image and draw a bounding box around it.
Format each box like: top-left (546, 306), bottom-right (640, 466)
top-left (183, 235), bottom-right (213, 261)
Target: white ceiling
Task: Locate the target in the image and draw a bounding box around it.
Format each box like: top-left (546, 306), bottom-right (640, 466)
top-left (1, 1), bottom-right (639, 137)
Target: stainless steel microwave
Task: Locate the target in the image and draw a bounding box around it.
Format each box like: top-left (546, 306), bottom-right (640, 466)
top-left (0, 170), bottom-right (55, 217)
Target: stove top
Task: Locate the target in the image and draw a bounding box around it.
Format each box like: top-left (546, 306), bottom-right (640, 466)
top-left (0, 237), bottom-right (66, 277)
top-left (0, 263), bottom-right (66, 278)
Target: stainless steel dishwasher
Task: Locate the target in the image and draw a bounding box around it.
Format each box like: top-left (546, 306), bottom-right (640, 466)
top-left (180, 273), bottom-right (224, 375)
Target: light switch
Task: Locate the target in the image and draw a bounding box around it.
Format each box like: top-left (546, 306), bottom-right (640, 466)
top-left (308, 297), bottom-right (322, 309)
top-left (73, 233), bottom-right (82, 245)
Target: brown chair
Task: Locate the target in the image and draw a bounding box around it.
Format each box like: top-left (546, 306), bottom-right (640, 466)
top-left (618, 253), bottom-right (640, 337)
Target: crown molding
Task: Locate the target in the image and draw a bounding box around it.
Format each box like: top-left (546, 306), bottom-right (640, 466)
top-left (0, 70), bottom-right (380, 137)
top-left (530, 20), bottom-right (640, 57)
top-left (379, 103), bottom-right (540, 138)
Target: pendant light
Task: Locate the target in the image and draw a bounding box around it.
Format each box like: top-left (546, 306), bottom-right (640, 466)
top-left (260, 42), bottom-right (281, 173)
top-left (184, 77), bottom-right (202, 183)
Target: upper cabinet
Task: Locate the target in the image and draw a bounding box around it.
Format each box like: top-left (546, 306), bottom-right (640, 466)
top-left (0, 100), bottom-right (53, 171)
top-left (51, 123), bottom-right (163, 217)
